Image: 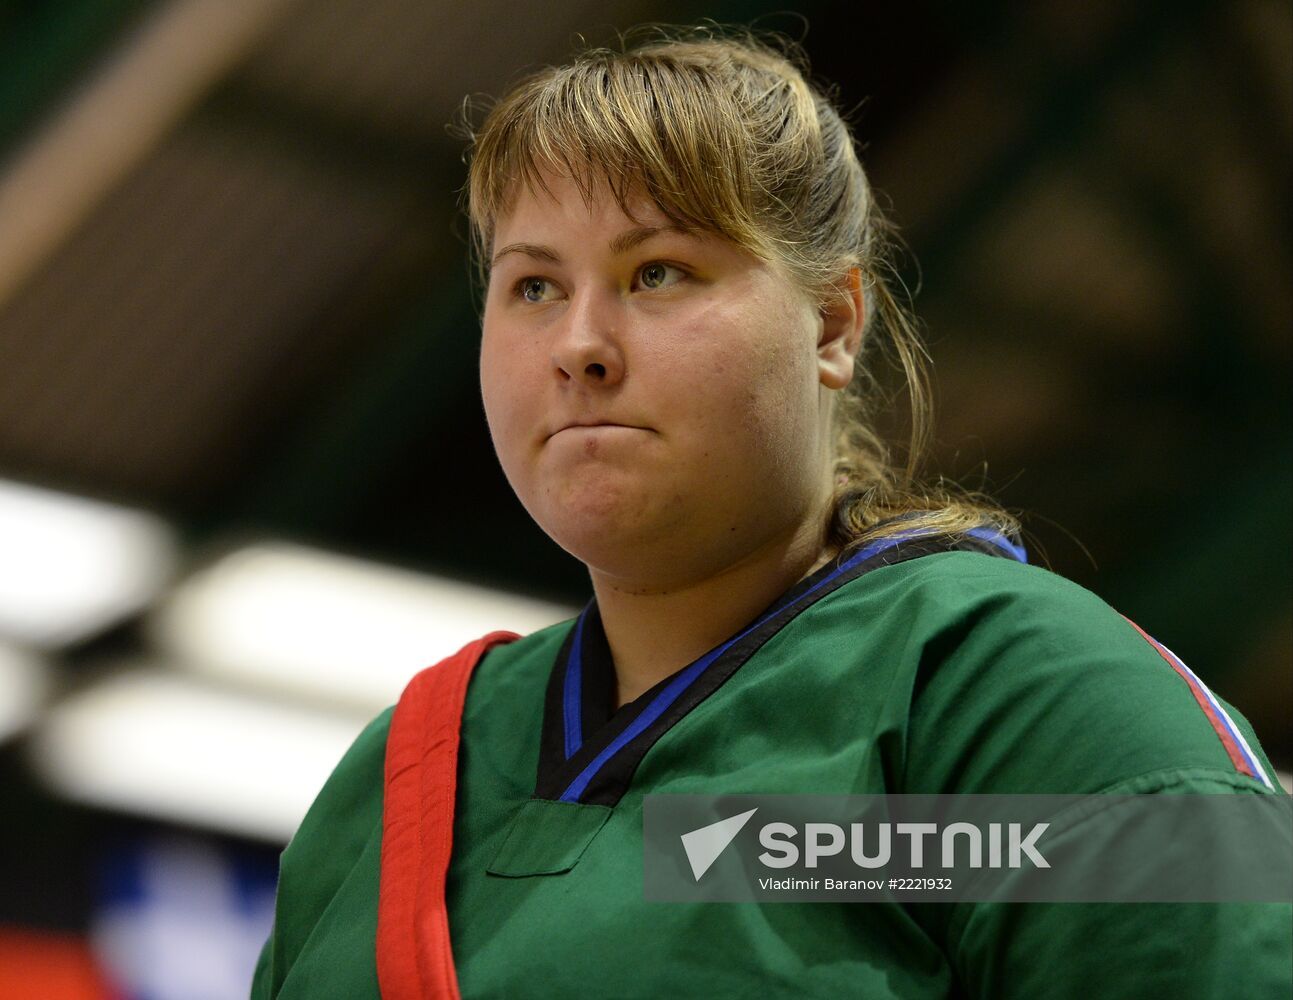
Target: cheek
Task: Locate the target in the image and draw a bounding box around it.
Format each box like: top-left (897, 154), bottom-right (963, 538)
top-left (661, 346), bottom-right (809, 489)
top-left (479, 329), bottom-right (528, 456)
top-left (697, 311), bottom-right (815, 426)
top-left (729, 332), bottom-right (822, 474)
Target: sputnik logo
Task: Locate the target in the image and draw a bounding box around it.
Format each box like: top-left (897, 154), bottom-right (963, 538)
top-left (680, 808), bottom-right (759, 881)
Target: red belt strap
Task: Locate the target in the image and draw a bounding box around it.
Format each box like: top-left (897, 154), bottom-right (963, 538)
top-left (377, 631), bottom-right (520, 1000)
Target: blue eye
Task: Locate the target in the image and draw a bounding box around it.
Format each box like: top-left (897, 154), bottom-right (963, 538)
top-left (518, 277), bottom-right (557, 302)
top-left (638, 263), bottom-right (683, 289)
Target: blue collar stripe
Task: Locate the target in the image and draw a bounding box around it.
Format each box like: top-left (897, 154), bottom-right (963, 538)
top-left (556, 528), bottom-right (950, 802)
top-left (562, 608), bottom-right (589, 760)
top-left (966, 525), bottom-right (1027, 563)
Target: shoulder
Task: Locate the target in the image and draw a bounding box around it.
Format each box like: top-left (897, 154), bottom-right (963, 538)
top-left (821, 548), bottom-right (1123, 641)
top-left (817, 549), bottom-right (1157, 689)
top-left (277, 704), bottom-right (393, 897)
top-left (851, 551), bottom-right (1279, 795)
top-left (255, 624), bottom-right (576, 998)
top-left (474, 618), bottom-right (574, 673)
top-left (456, 618), bottom-right (574, 713)
top-left (254, 706), bottom-right (392, 998)
top-left (294, 620), bottom-right (571, 810)
top-left (865, 547), bottom-right (1117, 619)
top-left (855, 547), bottom-right (1181, 669)
top-left (313, 706), bottom-right (393, 797)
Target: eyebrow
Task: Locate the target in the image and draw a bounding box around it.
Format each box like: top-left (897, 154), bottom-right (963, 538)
top-left (490, 225), bottom-right (696, 268)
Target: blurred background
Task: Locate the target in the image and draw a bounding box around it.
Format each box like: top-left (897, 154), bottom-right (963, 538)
top-left (0, 0), bottom-right (1288, 996)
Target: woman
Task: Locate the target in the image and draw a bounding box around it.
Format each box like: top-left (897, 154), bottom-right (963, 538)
top-left (252, 29), bottom-right (1289, 999)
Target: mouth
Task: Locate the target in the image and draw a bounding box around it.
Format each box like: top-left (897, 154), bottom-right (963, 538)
top-left (547, 422), bottom-right (649, 441)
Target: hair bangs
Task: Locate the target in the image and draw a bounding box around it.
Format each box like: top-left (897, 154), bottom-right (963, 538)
top-left (467, 53), bottom-right (774, 278)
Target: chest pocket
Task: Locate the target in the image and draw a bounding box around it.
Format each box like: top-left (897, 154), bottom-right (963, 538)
top-left (485, 798), bottom-right (613, 877)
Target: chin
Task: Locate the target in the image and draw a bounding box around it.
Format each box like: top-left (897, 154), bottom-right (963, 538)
top-left (541, 506), bottom-right (654, 558)
top-left (525, 466), bottom-right (648, 530)
top-left (532, 492), bottom-right (682, 571)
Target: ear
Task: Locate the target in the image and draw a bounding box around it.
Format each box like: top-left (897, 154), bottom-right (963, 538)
top-left (817, 267), bottom-right (865, 390)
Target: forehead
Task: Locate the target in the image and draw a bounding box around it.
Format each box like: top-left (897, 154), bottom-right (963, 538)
top-left (493, 169), bottom-right (673, 239)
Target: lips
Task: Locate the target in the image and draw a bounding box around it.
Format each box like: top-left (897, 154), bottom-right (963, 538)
top-left (548, 420), bottom-right (647, 440)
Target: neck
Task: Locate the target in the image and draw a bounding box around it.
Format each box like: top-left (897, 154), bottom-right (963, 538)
top-left (589, 513), bottom-right (837, 710)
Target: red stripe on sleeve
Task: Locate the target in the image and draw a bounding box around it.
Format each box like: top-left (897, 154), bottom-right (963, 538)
top-left (1118, 615), bottom-right (1255, 780)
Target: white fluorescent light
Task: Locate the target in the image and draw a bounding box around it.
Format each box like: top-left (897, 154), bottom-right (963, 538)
top-left (29, 667), bottom-right (371, 842)
top-left (0, 478), bottom-right (177, 647)
top-left (0, 641), bottom-right (50, 742)
top-left (149, 540), bottom-right (577, 711)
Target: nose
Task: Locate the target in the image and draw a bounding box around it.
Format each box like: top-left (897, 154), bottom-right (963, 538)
top-left (550, 287), bottom-right (625, 387)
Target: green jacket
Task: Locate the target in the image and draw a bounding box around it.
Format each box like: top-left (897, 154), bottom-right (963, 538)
top-left (253, 538), bottom-right (1291, 999)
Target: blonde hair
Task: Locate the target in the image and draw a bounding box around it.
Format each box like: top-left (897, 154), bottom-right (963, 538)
top-left (462, 26), bottom-right (1021, 556)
